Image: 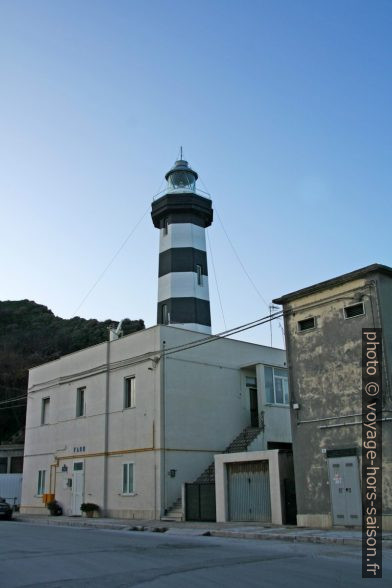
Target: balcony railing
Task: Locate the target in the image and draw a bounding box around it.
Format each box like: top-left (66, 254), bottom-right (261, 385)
top-left (153, 186), bottom-right (211, 201)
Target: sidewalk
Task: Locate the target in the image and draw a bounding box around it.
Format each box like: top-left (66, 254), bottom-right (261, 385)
top-left (13, 513), bottom-right (392, 547)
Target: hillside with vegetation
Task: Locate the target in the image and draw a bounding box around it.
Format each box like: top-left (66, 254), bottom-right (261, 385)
top-left (0, 300), bottom-right (145, 443)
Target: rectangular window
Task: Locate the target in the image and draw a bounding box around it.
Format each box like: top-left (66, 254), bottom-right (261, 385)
top-left (0, 458), bottom-right (7, 474)
top-left (161, 304), bottom-right (169, 325)
top-left (37, 470), bottom-right (46, 495)
top-left (298, 317), bottom-right (315, 332)
top-left (344, 302), bottom-right (365, 319)
top-left (196, 264), bottom-right (203, 286)
top-left (264, 366), bottom-right (289, 405)
top-left (76, 387), bottom-right (85, 417)
top-left (41, 397), bottom-right (50, 425)
top-left (162, 218), bottom-right (168, 235)
top-left (122, 463), bottom-right (134, 494)
top-left (245, 376), bottom-right (257, 387)
top-left (10, 456), bottom-right (23, 473)
top-left (124, 377), bottom-right (136, 409)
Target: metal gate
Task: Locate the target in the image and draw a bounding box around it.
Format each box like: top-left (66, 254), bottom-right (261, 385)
top-left (185, 483), bottom-right (216, 521)
top-left (328, 456), bottom-right (362, 526)
top-left (227, 461), bottom-right (271, 522)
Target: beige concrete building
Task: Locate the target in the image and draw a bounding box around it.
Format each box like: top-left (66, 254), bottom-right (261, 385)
top-left (21, 325), bottom-right (291, 520)
top-left (274, 264), bottom-right (392, 530)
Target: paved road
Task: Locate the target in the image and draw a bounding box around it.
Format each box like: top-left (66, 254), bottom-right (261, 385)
top-left (0, 521), bottom-right (391, 587)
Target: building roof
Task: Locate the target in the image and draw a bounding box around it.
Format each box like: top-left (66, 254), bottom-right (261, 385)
top-left (273, 263), bottom-right (392, 305)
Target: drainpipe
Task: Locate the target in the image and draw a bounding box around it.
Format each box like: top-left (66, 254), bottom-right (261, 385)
top-left (161, 340), bottom-right (166, 516)
top-left (103, 338), bottom-right (110, 515)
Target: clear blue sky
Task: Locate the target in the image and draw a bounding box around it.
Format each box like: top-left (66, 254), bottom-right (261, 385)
top-left (1, 0), bottom-right (391, 347)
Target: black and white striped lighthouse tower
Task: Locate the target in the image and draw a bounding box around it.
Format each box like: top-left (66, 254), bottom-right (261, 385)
top-left (151, 157), bottom-right (213, 334)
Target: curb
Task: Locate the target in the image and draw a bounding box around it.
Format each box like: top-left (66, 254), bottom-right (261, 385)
top-left (207, 530), bottom-right (392, 548)
top-left (13, 516), bottom-right (392, 548)
top-left (206, 530), bottom-right (360, 545)
top-left (13, 517), bottom-right (131, 532)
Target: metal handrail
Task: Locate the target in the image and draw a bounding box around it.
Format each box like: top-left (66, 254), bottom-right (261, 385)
top-left (152, 186), bottom-right (211, 201)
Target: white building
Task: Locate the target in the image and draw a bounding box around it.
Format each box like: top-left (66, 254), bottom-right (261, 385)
top-left (21, 325), bottom-right (290, 519)
top-left (21, 157), bottom-right (292, 521)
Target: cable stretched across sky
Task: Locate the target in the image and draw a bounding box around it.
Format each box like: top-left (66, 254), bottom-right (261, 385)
top-left (71, 207), bottom-right (150, 317)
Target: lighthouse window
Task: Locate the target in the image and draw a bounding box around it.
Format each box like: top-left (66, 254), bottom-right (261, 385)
top-left (162, 304), bottom-right (169, 325)
top-left (196, 265), bottom-right (203, 286)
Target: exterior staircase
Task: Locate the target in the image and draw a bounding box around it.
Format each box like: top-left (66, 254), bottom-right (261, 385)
top-left (162, 426), bottom-right (262, 521)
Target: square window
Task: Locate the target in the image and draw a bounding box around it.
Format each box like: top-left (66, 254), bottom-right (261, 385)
top-left (123, 463), bottom-right (134, 494)
top-left (344, 303), bottom-right (365, 319)
top-left (124, 377), bottom-right (136, 409)
top-left (76, 387), bottom-right (85, 417)
top-left (298, 317), bottom-right (315, 332)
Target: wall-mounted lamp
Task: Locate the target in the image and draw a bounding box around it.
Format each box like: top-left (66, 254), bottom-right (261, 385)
top-left (61, 464), bottom-right (68, 473)
top-left (168, 469), bottom-right (176, 478)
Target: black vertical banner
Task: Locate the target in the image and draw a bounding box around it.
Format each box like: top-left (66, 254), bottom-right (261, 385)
top-left (362, 328), bottom-right (382, 578)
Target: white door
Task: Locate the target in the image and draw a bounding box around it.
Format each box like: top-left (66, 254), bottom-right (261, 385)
top-left (71, 461), bottom-right (84, 516)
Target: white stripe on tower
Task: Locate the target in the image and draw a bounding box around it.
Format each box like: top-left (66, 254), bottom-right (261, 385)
top-left (159, 223), bottom-right (207, 254)
top-left (158, 273), bottom-right (210, 302)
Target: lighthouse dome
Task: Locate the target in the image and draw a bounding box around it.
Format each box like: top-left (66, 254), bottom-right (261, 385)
top-left (165, 159), bottom-right (198, 193)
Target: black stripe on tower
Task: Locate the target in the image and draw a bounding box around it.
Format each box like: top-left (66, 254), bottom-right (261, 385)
top-left (157, 298), bottom-right (211, 327)
top-left (151, 193), bottom-right (213, 229)
top-left (159, 248), bottom-right (208, 277)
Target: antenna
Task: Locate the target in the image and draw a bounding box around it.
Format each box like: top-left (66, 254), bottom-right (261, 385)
top-left (109, 319), bottom-right (124, 342)
top-left (180, 146), bottom-right (183, 160)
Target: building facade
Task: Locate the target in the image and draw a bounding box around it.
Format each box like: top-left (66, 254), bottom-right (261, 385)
top-left (21, 325), bottom-right (291, 518)
top-left (274, 264), bottom-right (392, 529)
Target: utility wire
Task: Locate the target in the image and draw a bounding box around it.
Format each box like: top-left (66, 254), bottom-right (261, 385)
top-left (163, 310), bottom-right (285, 358)
top-left (0, 403), bottom-right (26, 411)
top-left (71, 207), bottom-right (150, 316)
top-left (0, 394), bottom-right (28, 406)
top-left (198, 176), bottom-right (269, 309)
top-left (214, 206), bottom-right (269, 309)
top-left (3, 311), bottom-right (285, 407)
top-left (206, 229), bottom-right (227, 330)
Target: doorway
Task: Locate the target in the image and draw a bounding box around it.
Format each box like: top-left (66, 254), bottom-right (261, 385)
top-left (327, 456), bottom-right (361, 526)
top-left (249, 388), bottom-right (259, 427)
top-left (71, 461), bottom-right (84, 516)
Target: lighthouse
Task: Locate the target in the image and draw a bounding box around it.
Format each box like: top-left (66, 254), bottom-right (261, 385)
top-left (151, 157), bottom-right (213, 334)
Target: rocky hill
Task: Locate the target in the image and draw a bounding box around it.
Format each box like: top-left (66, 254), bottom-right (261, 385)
top-left (0, 300), bottom-right (144, 443)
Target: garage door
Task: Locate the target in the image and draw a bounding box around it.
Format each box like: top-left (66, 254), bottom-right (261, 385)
top-left (227, 461), bottom-right (271, 522)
